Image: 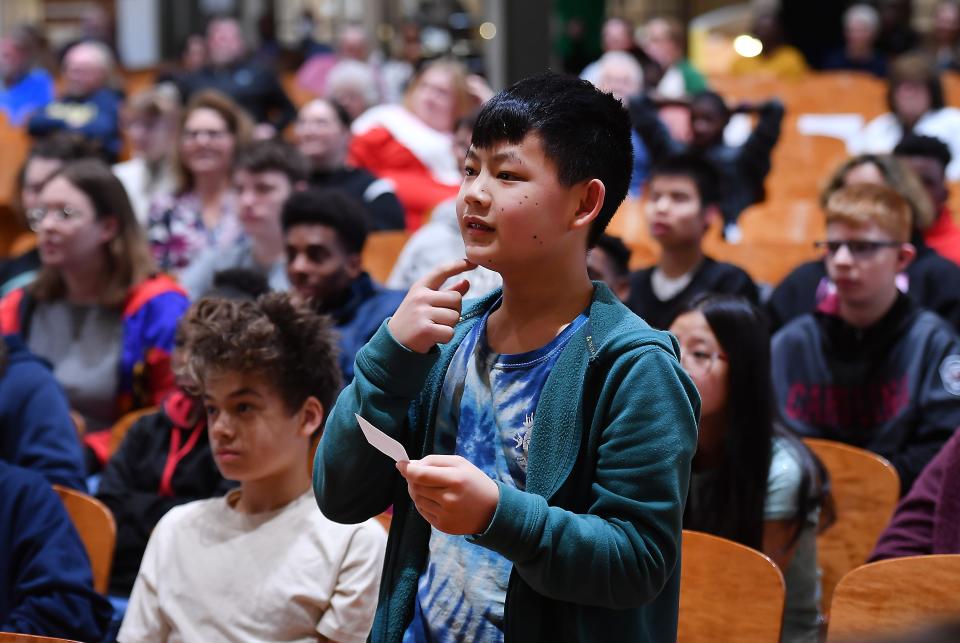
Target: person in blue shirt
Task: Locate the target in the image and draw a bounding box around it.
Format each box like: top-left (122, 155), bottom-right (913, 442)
top-left (0, 334), bottom-right (85, 490)
top-left (0, 27), bottom-right (54, 125)
top-left (0, 460), bottom-right (112, 639)
top-left (28, 41), bottom-right (122, 161)
top-left (314, 72), bottom-right (700, 642)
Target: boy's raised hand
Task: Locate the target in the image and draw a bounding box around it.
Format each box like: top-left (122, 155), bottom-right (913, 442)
top-left (397, 455), bottom-right (500, 535)
top-left (388, 259), bottom-right (476, 354)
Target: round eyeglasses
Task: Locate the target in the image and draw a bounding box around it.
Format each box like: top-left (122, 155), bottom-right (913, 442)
top-left (26, 206), bottom-right (84, 232)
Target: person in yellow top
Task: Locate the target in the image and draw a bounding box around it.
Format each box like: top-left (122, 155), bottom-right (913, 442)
top-left (731, 6), bottom-right (809, 79)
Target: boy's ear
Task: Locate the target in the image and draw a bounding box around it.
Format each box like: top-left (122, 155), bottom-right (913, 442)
top-left (701, 203), bottom-right (720, 232)
top-left (570, 179), bottom-right (606, 232)
top-left (896, 242), bottom-right (917, 272)
top-left (297, 396), bottom-right (324, 439)
top-left (345, 252), bottom-right (364, 280)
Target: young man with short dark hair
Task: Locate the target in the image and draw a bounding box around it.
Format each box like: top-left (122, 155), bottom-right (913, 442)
top-left (626, 153), bottom-right (759, 329)
top-left (180, 139), bottom-right (308, 299)
top-left (282, 187), bottom-right (405, 382)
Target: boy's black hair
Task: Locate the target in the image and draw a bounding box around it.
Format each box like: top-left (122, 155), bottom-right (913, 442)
top-left (185, 293), bottom-right (342, 420)
top-left (470, 72), bottom-right (633, 246)
top-left (894, 134), bottom-right (952, 172)
top-left (234, 139), bottom-right (309, 184)
top-left (593, 233), bottom-right (631, 276)
top-left (648, 153), bottom-right (722, 209)
top-left (280, 187), bottom-right (369, 254)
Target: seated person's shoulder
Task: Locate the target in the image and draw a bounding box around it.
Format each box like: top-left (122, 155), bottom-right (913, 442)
top-left (771, 313), bottom-right (820, 349)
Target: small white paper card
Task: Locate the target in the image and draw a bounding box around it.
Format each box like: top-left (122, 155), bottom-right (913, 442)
top-left (355, 413), bottom-right (410, 462)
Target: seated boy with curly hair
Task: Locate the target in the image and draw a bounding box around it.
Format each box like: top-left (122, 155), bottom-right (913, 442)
top-left (120, 294), bottom-right (387, 642)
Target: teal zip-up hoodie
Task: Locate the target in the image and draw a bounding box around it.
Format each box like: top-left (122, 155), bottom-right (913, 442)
top-left (314, 283), bottom-right (700, 642)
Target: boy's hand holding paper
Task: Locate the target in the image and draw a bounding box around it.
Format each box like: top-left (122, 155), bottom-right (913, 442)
top-left (355, 414), bottom-right (498, 535)
top-left (397, 455), bottom-right (499, 536)
top-left (387, 259), bottom-right (474, 353)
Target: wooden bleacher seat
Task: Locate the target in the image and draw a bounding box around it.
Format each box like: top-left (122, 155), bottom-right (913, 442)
top-left (362, 230), bottom-right (410, 284)
top-left (803, 438), bottom-right (900, 618)
top-left (0, 634), bottom-right (81, 643)
top-left (826, 555), bottom-right (960, 641)
top-left (108, 405), bottom-right (159, 456)
top-left (53, 485), bottom-right (116, 595)
top-left (678, 529), bottom-right (786, 643)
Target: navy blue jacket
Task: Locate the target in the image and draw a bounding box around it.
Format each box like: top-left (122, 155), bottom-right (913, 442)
top-left (0, 335), bottom-right (85, 490)
top-left (27, 87), bottom-right (123, 160)
top-left (0, 461), bottom-right (112, 639)
top-left (320, 273), bottom-right (405, 383)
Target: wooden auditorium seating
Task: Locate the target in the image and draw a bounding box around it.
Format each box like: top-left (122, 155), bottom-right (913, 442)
top-left (826, 555), bottom-right (960, 641)
top-left (803, 438), bottom-right (900, 619)
top-left (678, 529), bottom-right (786, 642)
top-left (52, 485), bottom-right (116, 595)
top-left (362, 230), bottom-right (409, 284)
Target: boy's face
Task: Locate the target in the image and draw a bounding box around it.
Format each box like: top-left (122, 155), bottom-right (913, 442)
top-left (646, 174), bottom-right (710, 248)
top-left (824, 220), bottom-right (913, 310)
top-left (587, 247), bottom-right (629, 301)
top-left (235, 169), bottom-right (294, 237)
top-left (285, 223), bottom-right (362, 307)
top-left (689, 101), bottom-right (726, 148)
top-left (203, 369), bottom-right (320, 482)
top-left (458, 133), bottom-right (598, 272)
top-left (898, 154), bottom-right (948, 212)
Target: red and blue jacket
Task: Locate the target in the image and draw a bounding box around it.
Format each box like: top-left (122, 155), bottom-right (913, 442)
top-left (0, 275), bottom-right (189, 463)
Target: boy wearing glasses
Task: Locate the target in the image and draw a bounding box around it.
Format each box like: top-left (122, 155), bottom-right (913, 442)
top-left (771, 183), bottom-right (960, 494)
top-left (625, 153), bottom-right (759, 329)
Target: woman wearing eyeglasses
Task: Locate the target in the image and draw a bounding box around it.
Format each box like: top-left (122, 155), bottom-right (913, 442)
top-left (669, 293), bottom-right (832, 643)
top-left (0, 159), bottom-right (189, 467)
top-left (146, 89), bottom-right (252, 273)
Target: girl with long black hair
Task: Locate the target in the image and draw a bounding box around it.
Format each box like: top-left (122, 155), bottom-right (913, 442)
top-left (669, 293), bottom-right (833, 643)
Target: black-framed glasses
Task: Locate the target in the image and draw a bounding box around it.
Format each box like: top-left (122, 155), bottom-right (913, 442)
top-left (814, 239), bottom-right (900, 260)
top-left (26, 206), bottom-right (84, 231)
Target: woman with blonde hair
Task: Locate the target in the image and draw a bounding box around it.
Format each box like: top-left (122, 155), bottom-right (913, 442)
top-left (348, 59), bottom-right (484, 230)
top-left (113, 83), bottom-right (180, 225)
top-left (146, 89), bottom-right (252, 272)
top-left (767, 153), bottom-right (960, 331)
top-left (0, 159), bottom-right (189, 465)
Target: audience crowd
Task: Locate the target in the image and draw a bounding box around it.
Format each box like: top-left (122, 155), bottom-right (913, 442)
top-left (2, 5), bottom-right (960, 642)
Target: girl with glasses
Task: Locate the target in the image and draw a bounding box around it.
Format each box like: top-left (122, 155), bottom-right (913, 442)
top-left (669, 293), bottom-right (833, 643)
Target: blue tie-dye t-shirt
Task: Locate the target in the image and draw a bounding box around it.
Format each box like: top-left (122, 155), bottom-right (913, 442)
top-left (402, 304), bottom-right (588, 643)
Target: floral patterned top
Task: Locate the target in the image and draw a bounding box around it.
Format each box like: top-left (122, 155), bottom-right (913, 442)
top-left (146, 190), bottom-right (243, 273)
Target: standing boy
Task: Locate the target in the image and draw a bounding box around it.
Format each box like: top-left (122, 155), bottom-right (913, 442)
top-left (120, 294), bottom-right (386, 642)
top-left (772, 183), bottom-right (960, 494)
top-left (315, 73), bottom-right (700, 641)
top-left (626, 153), bottom-right (759, 329)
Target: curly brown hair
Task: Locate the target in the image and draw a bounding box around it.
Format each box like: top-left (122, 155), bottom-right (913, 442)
top-left (184, 293), bottom-right (341, 418)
